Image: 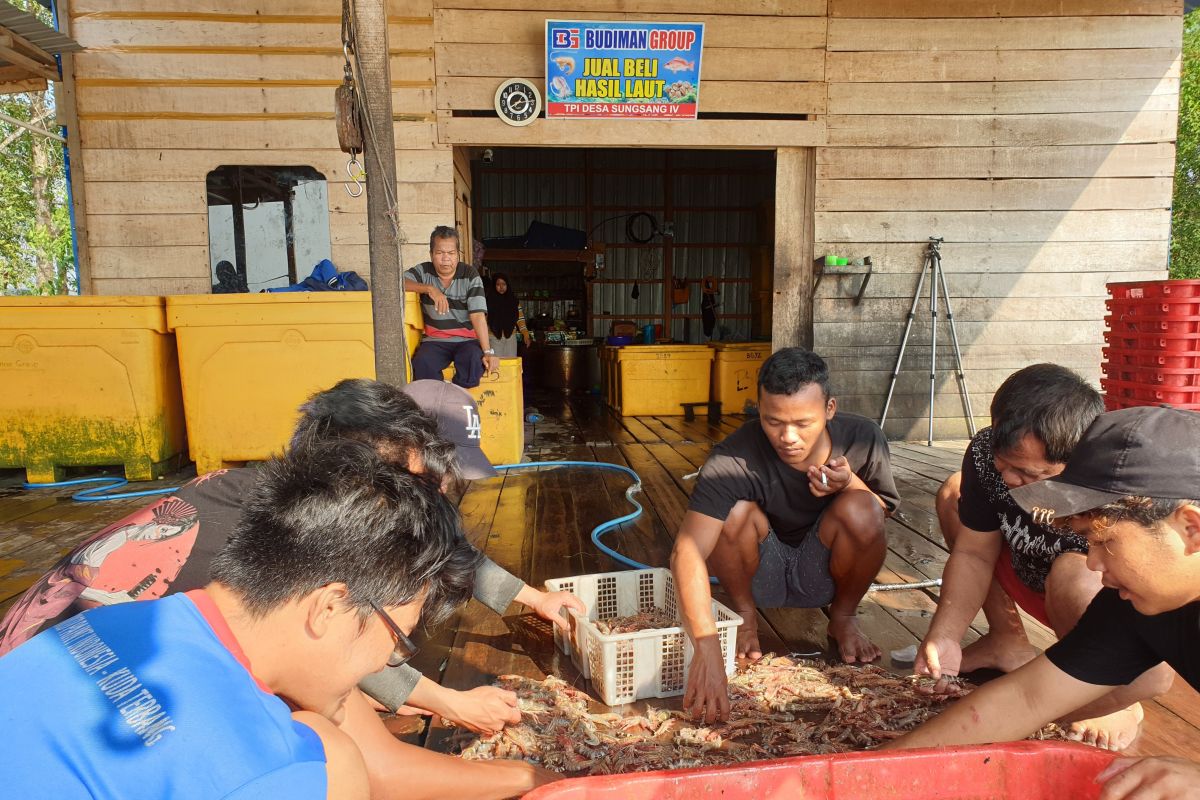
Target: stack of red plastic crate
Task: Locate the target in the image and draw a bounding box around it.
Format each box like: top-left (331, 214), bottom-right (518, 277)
top-left (1102, 279), bottom-right (1200, 412)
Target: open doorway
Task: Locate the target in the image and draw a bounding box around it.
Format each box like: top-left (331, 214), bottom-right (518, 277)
top-left (467, 148), bottom-right (775, 344)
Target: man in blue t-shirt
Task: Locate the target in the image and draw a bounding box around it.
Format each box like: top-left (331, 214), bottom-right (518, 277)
top-left (0, 379), bottom-right (570, 800)
top-left (888, 407), bottom-right (1200, 799)
top-left (0, 439), bottom-right (481, 799)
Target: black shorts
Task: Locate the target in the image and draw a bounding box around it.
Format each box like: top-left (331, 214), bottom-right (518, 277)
top-left (750, 519), bottom-right (835, 608)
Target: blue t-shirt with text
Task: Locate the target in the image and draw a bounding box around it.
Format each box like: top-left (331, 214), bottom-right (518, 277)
top-left (0, 593), bottom-right (327, 799)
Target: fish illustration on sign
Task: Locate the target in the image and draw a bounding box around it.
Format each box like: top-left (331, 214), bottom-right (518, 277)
top-left (549, 75), bottom-right (571, 99)
top-left (662, 57), bottom-right (695, 73)
top-left (552, 55), bottom-right (576, 74)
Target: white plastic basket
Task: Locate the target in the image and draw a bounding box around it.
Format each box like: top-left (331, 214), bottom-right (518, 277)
top-left (544, 567), bottom-right (743, 707)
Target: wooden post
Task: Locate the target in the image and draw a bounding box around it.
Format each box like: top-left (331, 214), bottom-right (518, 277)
top-left (771, 147), bottom-right (815, 351)
top-left (353, 0), bottom-right (407, 386)
top-left (52, 11), bottom-right (91, 294)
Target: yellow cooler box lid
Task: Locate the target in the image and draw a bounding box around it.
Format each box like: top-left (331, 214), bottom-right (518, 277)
top-left (616, 344), bottom-right (714, 361)
top-left (166, 292), bottom-right (422, 330)
top-left (710, 342), bottom-right (769, 351)
top-left (0, 295), bottom-right (168, 332)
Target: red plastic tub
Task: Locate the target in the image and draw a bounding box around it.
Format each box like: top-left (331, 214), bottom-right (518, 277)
top-left (1103, 347), bottom-right (1200, 370)
top-left (1105, 316), bottom-right (1200, 335)
top-left (524, 742), bottom-right (1116, 800)
top-left (1105, 395), bottom-right (1200, 412)
top-left (1101, 378), bottom-right (1200, 404)
top-left (1109, 278), bottom-right (1200, 300)
top-left (1101, 364), bottom-right (1200, 388)
top-left (1106, 298), bottom-right (1200, 318)
top-left (1103, 330), bottom-right (1200, 352)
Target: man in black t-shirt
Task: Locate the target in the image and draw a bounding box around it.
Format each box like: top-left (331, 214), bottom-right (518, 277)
top-left (917, 365), bottom-right (1172, 749)
top-left (672, 347), bottom-right (900, 723)
top-left (889, 407), bottom-right (1200, 798)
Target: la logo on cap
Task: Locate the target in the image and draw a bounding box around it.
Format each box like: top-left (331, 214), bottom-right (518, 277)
top-left (463, 404), bottom-right (482, 440)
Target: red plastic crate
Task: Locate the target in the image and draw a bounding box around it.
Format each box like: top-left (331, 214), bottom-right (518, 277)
top-left (1104, 395), bottom-right (1200, 412)
top-left (524, 742), bottom-right (1115, 800)
top-left (1106, 298), bottom-right (1200, 317)
top-left (1101, 365), bottom-right (1200, 388)
top-left (1105, 316), bottom-right (1200, 335)
top-left (1101, 378), bottom-right (1200, 404)
top-left (1103, 330), bottom-right (1200, 352)
top-left (1103, 348), bottom-right (1200, 369)
top-left (1109, 278), bottom-right (1200, 300)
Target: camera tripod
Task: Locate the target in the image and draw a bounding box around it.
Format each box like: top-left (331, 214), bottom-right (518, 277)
top-left (879, 237), bottom-right (976, 446)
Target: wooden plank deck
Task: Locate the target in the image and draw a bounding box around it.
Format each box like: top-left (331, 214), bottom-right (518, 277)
top-left (3, 393), bottom-right (1199, 762)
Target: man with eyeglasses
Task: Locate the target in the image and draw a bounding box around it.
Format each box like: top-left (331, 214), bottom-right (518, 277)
top-left (2, 380), bottom-right (582, 728)
top-left (0, 439), bottom-right (496, 799)
top-left (0, 379), bottom-right (575, 799)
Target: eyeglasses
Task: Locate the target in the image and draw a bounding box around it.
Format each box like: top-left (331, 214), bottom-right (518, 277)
top-left (369, 600), bottom-right (420, 668)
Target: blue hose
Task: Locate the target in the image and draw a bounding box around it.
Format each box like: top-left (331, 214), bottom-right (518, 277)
top-left (495, 460), bottom-right (941, 594)
top-left (21, 476), bottom-right (178, 503)
top-left (494, 460), bottom-right (657, 573)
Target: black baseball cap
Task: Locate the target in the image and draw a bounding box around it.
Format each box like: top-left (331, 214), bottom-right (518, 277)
top-left (401, 379), bottom-right (497, 480)
top-left (1010, 406), bottom-right (1200, 520)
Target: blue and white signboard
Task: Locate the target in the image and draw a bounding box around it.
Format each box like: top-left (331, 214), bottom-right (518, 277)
top-left (545, 20), bottom-right (704, 119)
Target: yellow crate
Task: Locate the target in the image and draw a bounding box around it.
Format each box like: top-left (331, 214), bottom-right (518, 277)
top-left (441, 357), bottom-right (525, 465)
top-left (710, 342), bottom-right (769, 414)
top-left (616, 345), bottom-right (714, 416)
top-left (166, 292), bottom-right (422, 474)
top-left (0, 296), bottom-right (186, 482)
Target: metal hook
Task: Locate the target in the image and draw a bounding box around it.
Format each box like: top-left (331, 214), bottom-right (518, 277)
top-left (346, 156), bottom-right (365, 198)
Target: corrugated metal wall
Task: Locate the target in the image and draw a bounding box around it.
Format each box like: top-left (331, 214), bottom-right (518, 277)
top-left (476, 148), bottom-right (773, 342)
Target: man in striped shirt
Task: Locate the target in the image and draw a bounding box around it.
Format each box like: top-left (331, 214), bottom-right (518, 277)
top-left (404, 226), bottom-right (498, 389)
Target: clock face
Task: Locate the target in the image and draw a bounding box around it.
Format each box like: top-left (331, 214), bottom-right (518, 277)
top-left (494, 79), bottom-right (542, 127)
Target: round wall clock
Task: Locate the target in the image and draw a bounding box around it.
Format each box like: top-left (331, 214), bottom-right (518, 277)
top-left (494, 79), bottom-right (542, 127)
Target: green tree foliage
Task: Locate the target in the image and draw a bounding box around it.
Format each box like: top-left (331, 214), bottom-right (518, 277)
top-left (0, 0), bottom-right (74, 295)
top-left (1172, 10), bottom-right (1200, 279)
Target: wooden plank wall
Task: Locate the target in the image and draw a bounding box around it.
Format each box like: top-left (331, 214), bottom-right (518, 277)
top-left (431, 0), bottom-right (827, 148)
top-left (66, 0), bottom-right (453, 294)
top-left (816, 0), bottom-right (1181, 439)
top-left (67, 0), bottom-right (1184, 444)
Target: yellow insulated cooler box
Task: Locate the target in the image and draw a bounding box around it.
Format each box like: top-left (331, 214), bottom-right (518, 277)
top-left (0, 295), bottom-right (186, 483)
top-left (166, 292), bottom-right (422, 475)
top-left (615, 345), bottom-right (714, 416)
top-left (442, 357), bottom-right (524, 465)
top-left (710, 342), bottom-right (769, 414)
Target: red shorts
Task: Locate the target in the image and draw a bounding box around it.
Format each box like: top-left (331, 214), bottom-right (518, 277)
top-left (993, 544), bottom-right (1052, 628)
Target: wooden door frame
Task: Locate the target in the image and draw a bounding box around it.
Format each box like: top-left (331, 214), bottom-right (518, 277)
top-left (771, 147), bottom-right (816, 350)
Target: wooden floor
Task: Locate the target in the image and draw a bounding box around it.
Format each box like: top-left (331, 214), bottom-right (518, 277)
top-left (3, 391), bottom-right (1199, 762)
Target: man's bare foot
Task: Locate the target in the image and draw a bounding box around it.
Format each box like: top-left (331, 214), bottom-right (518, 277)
top-left (959, 631), bottom-right (1038, 674)
top-left (1067, 703), bottom-right (1144, 751)
top-left (735, 618), bottom-right (763, 660)
top-left (828, 615), bottom-right (881, 663)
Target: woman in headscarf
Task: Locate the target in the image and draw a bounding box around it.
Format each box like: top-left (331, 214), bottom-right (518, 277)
top-left (485, 272), bottom-right (531, 357)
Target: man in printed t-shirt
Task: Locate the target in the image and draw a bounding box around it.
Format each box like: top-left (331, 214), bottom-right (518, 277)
top-left (403, 225), bottom-right (498, 389)
top-left (917, 364), bottom-right (1173, 750)
top-left (890, 406), bottom-right (1200, 799)
top-left (671, 347), bottom-right (901, 723)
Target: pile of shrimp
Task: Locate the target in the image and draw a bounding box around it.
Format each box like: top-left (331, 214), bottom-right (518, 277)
top-left (454, 654), bottom-right (1067, 775)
